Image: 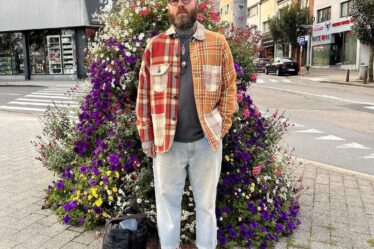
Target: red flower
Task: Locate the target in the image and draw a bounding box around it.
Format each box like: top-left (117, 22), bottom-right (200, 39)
top-left (250, 73), bottom-right (257, 82)
top-left (199, 2), bottom-right (208, 11)
top-left (139, 8), bottom-right (151, 15)
top-left (210, 11), bottom-right (220, 22)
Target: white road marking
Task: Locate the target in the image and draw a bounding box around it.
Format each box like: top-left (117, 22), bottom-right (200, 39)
top-left (269, 79), bottom-right (279, 83)
top-left (282, 79), bottom-right (292, 83)
top-left (16, 98), bottom-right (78, 104)
top-left (25, 95), bottom-right (72, 99)
top-left (253, 85), bottom-right (374, 106)
top-left (9, 101), bottom-right (76, 107)
top-left (257, 79), bottom-right (264, 83)
top-left (364, 106), bottom-right (374, 110)
top-left (0, 105), bottom-right (46, 112)
top-left (336, 142), bottom-right (370, 149)
top-left (29, 92), bottom-right (67, 96)
top-left (294, 129), bottom-right (324, 134)
top-left (314, 135), bottom-right (346, 141)
top-left (362, 153), bottom-right (374, 159)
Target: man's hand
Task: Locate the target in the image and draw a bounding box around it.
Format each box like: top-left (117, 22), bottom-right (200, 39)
top-left (142, 141), bottom-right (156, 158)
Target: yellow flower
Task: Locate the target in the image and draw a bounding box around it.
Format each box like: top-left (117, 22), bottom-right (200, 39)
top-left (225, 155), bottom-right (230, 161)
top-left (102, 212), bottom-right (108, 218)
top-left (90, 188), bottom-right (98, 198)
top-left (107, 190), bottom-right (112, 195)
top-left (100, 181), bottom-right (103, 186)
top-left (112, 187), bottom-right (118, 193)
top-left (95, 198), bottom-right (103, 207)
top-left (88, 195), bottom-right (93, 201)
top-left (106, 171), bottom-right (111, 176)
top-left (108, 196), bottom-right (114, 201)
top-left (83, 191), bottom-right (88, 195)
top-left (257, 206), bottom-right (261, 211)
top-left (115, 172), bottom-right (120, 178)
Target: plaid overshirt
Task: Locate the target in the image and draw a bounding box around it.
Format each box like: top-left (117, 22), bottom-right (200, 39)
top-left (136, 22), bottom-right (238, 153)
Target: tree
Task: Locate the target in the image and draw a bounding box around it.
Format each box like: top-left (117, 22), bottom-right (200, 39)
top-left (269, 0), bottom-right (311, 57)
top-left (350, 0), bottom-right (374, 82)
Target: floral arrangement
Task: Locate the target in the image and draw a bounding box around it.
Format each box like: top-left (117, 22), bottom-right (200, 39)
top-left (33, 0), bottom-right (301, 248)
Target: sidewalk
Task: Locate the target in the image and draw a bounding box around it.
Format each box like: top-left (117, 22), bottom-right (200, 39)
top-left (0, 111), bottom-right (373, 249)
top-left (297, 67), bottom-right (374, 89)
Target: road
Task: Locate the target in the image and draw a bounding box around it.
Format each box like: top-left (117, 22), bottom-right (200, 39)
top-left (251, 73), bottom-right (374, 175)
top-left (0, 81), bottom-right (83, 115)
top-left (1, 76), bottom-right (373, 175)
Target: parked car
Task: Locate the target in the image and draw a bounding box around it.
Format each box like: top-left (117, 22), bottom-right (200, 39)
top-left (254, 58), bottom-right (271, 73)
top-left (264, 57), bottom-right (299, 76)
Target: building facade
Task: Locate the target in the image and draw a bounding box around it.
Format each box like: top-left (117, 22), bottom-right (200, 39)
top-left (0, 0), bottom-right (108, 81)
top-left (220, 0), bottom-right (234, 23)
top-left (311, 0), bottom-right (369, 69)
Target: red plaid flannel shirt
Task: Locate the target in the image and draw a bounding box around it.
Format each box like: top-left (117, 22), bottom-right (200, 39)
top-left (136, 22), bottom-right (238, 153)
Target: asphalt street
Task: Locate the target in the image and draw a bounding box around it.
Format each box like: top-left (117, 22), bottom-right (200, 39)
top-left (251, 73), bottom-right (374, 175)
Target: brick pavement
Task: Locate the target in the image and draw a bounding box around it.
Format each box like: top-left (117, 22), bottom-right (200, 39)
top-left (0, 111), bottom-right (373, 249)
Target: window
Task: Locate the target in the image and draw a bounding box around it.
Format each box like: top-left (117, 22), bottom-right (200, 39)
top-left (248, 5), bottom-right (258, 16)
top-left (341, 1), bottom-right (352, 17)
top-left (317, 7), bottom-right (331, 23)
top-left (263, 21), bottom-right (270, 33)
top-left (0, 33), bottom-right (24, 75)
top-left (221, 4), bottom-right (230, 15)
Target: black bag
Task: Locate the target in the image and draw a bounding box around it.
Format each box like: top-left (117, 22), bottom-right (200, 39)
top-left (102, 213), bottom-right (148, 249)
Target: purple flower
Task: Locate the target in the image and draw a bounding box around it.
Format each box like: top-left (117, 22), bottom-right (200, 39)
top-left (91, 167), bottom-right (99, 175)
top-left (63, 215), bottom-right (71, 224)
top-left (80, 165), bottom-right (88, 174)
top-left (79, 218), bottom-right (85, 225)
top-left (249, 220), bottom-right (258, 229)
top-left (103, 176), bottom-right (109, 185)
top-left (287, 221), bottom-right (296, 230)
top-left (63, 200), bottom-right (78, 212)
top-left (108, 130), bottom-right (116, 136)
top-left (261, 210), bottom-right (270, 221)
top-left (260, 242), bottom-right (267, 249)
top-left (93, 206), bottom-right (102, 214)
top-left (223, 207), bottom-right (230, 214)
top-left (56, 180), bottom-right (64, 190)
top-left (275, 223), bottom-right (283, 233)
top-left (229, 229), bottom-right (237, 239)
top-left (62, 167), bottom-right (73, 180)
top-left (109, 154), bottom-right (120, 171)
top-left (74, 141), bottom-right (90, 157)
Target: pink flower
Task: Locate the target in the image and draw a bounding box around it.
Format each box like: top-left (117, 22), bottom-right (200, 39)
top-left (199, 2), bottom-right (208, 11)
top-left (254, 105), bottom-right (260, 116)
top-left (197, 13), bottom-right (205, 21)
top-left (139, 8), bottom-right (151, 15)
top-left (252, 165), bottom-right (262, 176)
top-left (250, 73), bottom-right (257, 82)
top-left (210, 11), bottom-right (220, 22)
top-left (243, 109), bottom-right (250, 118)
top-left (275, 168), bottom-right (282, 177)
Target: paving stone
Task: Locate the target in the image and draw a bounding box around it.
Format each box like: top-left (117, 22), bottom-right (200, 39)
top-left (61, 241), bottom-right (87, 249)
top-left (86, 238), bottom-right (103, 249)
top-left (315, 184), bottom-right (329, 194)
top-left (330, 235), bottom-right (353, 249)
top-left (0, 239), bottom-right (19, 249)
top-left (316, 174), bottom-right (329, 185)
top-left (310, 241), bottom-right (335, 249)
top-left (344, 180), bottom-right (359, 189)
top-left (36, 214), bottom-right (59, 227)
top-left (73, 230), bottom-right (97, 245)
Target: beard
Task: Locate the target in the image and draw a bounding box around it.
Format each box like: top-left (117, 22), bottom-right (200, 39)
top-left (168, 5), bottom-right (197, 30)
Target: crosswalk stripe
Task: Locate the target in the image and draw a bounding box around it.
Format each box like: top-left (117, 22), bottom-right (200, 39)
top-left (15, 98), bottom-right (78, 104)
top-left (9, 101), bottom-right (77, 107)
top-left (0, 105), bottom-right (46, 112)
top-left (336, 142), bottom-right (370, 149)
top-left (25, 95), bottom-right (72, 99)
top-left (29, 92), bottom-right (67, 96)
top-left (282, 79), bottom-right (291, 83)
top-left (364, 106), bottom-right (374, 110)
top-left (315, 135), bottom-right (346, 141)
top-left (294, 129), bottom-right (324, 134)
top-left (362, 153), bottom-right (374, 159)
top-left (269, 79), bottom-right (278, 83)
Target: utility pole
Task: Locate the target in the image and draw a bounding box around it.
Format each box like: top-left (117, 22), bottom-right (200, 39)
top-left (233, 0), bottom-right (248, 28)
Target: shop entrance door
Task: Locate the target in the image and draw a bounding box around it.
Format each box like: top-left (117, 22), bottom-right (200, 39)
top-left (330, 33), bottom-right (343, 65)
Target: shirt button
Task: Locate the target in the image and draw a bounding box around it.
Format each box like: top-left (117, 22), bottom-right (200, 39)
top-left (172, 117), bottom-right (176, 121)
top-left (176, 53), bottom-right (179, 57)
top-left (174, 75), bottom-right (179, 79)
top-left (173, 95), bottom-right (177, 99)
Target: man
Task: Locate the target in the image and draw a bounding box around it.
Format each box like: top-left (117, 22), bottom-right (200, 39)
top-left (135, 0), bottom-right (237, 248)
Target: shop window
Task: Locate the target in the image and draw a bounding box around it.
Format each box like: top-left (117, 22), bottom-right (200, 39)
top-left (263, 21), bottom-right (270, 33)
top-left (341, 1), bottom-right (352, 18)
top-left (29, 29), bottom-right (76, 75)
top-left (317, 7), bottom-right (331, 23)
top-left (0, 33), bottom-right (24, 75)
top-left (312, 44), bottom-right (330, 66)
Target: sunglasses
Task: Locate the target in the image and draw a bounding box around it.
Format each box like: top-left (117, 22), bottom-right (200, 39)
top-left (168, 0), bottom-right (193, 6)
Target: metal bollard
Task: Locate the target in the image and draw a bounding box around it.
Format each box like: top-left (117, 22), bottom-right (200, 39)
top-left (364, 70), bottom-right (368, 84)
top-left (346, 69), bottom-right (350, 82)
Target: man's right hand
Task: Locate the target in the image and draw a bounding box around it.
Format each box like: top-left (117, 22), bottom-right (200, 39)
top-left (142, 141), bottom-right (156, 158)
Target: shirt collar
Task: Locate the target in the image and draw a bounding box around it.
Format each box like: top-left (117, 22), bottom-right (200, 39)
top-left (165, 21), bottom-right (205, 40)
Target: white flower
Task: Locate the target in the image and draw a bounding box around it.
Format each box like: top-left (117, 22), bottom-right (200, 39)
top-left (238, 188), bottom-right (241, 192)
top-left (136, 198), bottom-right (142, 203)
top-left (219, 217), bottom-right (223, 221)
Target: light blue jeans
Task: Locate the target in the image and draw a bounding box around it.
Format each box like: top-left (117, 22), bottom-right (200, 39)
top-left (153, 137), bottom-right (222, 249)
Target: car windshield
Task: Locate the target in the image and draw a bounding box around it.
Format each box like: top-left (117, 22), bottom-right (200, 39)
top-left (281, 58), bottom-right (294, 62)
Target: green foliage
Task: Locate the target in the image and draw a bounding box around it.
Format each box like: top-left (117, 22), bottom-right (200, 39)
top-left (350, 0), bottom-right (374, 46)
top-left (269, 0), bottom-right (311, 48)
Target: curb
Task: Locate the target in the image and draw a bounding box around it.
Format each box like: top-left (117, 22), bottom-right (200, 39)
top-left (321, 80), bottom-right (374, 88)
top-left (297, 157), bottom-right (374, 181)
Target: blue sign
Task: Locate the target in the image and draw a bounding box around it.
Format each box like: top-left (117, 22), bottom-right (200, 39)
top-left (299, 36), bottom-right (306, 46)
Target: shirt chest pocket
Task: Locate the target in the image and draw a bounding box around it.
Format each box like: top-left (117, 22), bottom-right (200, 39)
top-left (150, 64), bottom-right (169, 92)
top-left (203, 65), bottom-right (222, 92)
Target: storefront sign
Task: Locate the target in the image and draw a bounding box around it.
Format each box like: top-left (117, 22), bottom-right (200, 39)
top-left (313, 25), bottom-right (323, 31)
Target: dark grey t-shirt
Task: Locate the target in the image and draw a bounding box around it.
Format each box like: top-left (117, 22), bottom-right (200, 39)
top-left (174, 35), bottom-right (204, 143)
